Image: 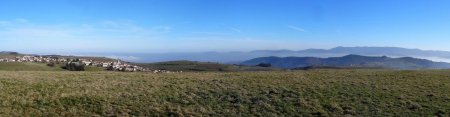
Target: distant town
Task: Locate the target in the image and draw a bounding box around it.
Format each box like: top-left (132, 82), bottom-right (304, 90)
top-left (0, 55), bottom-right (179, 73)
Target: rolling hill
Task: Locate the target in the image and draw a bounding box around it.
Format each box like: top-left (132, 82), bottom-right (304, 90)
top-left (0, 51), bottom-right (22, 58)
top-left (138, 60), bottom-right (282, 71)
top-left (41, 55), bottom-right (118, 62)
top-left (241, 55), bottom-right (450, 69)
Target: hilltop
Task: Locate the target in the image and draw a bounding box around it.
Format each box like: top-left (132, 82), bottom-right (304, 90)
top-left (241, 55), bottom-right (450, 69)
top-left (0, 51), bottom-right (20, 55)
top-left (0, 52), bottom-right (143, 72)
top-left (0, 52), bottom-right (116, 62)
top-left (0, 51), bottom-right (22, 58)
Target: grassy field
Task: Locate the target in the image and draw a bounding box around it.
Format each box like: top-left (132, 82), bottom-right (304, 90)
top-left (0, 70), bottom-right (449, 116)
top-left (138, 60), bottom-right (282, 71)
top-left (0, 62), bottom-right (65, 71)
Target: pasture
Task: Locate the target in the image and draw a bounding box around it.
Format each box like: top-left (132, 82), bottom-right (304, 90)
top-left (0, 70), bottom-right (448, 116)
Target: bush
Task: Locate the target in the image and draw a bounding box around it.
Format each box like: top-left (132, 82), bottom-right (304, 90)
top-left (64, 61), bottom-right (85, 71)
top-left (47, 62), bottom-right (56, 67)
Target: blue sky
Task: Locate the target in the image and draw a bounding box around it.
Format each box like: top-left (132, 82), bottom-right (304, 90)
top-left (1, 0), bottom-right (450, 54)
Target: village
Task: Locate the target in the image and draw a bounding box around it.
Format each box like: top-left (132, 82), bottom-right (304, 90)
top-left (0, 55), bottom-right (178, 73)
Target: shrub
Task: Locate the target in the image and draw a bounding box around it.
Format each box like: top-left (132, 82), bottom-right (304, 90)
top-left (64, 60), bottom-right (85, 71)
top-left (47, 62), bottom-right (56, 67)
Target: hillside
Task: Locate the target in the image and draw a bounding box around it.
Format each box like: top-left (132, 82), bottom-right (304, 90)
top-left (241, 55), bottom-right (450, 69)
top-left (41, 55), bottom-right (117, 62)
top-left (1, 52), bottom-right (116, 62)
top-left (0, 62), bottom-right (65, 71)
top-left (0, 70), bottom-right (449, 116)
top-left (138, 60), bottom-right (281, 71)
top-left (0, 51), bottom-right (22, 58)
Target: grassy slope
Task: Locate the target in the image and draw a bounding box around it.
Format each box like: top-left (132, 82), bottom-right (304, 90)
top-left (0, 62), bottom-right (65, 71)
top-left (84, 66), bottom-right (106, 71)
top-left (139, 60), bottom-right (281, 71)
top-left (0, 70), bottom-right (449, 116)
top-left (0, 54), bottom-right (21, 59)
top-left (55, 56), bottom-right (117, 62)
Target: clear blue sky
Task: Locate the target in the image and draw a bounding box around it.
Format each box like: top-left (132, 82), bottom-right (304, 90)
top-left (1, 0), bottom-right (450, 54)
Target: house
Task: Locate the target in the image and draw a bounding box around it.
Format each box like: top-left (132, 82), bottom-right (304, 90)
top-left (82, 61), bottom-right (92, 66)
top-left (102, 63), bottom-right (110, 67)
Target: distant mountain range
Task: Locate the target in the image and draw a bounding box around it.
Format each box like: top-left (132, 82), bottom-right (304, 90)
top-left (89, 46), bottom-right (450, 63)
top-left (241, 54), bottom-right (450, 70)
top-left (298, 46), bottom-right (450, 58)
top-left (5, 46), bottom-right (450, 63)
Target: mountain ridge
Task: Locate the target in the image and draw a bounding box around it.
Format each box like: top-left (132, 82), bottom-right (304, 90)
top-left (120, 47), bottom-right (450, 63)
top-left (254, 46), bottom-right (450, 57)
top-left (241, 54), bottom-right (450, 70)
top-left (4, 46), bottom-right (450, 63)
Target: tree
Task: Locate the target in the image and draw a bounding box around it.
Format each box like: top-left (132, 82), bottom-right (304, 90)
top-left (64, 61), bottom-right (85, 71)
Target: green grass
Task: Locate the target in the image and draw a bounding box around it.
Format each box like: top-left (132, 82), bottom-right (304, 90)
top-left (0, 62), bottom-right (65, 71)
top-left (0, 70), bottom-right (449, 116)
top-left (84, 66), bottom-right (105, 71)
